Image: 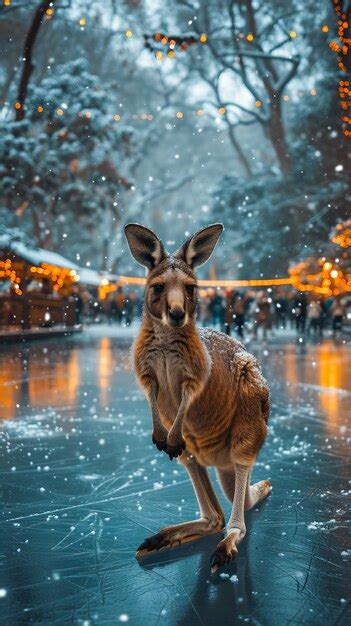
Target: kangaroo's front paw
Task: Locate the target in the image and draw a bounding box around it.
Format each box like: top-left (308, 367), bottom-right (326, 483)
top-left (152, 433), bottom-right (168, 452)
top-left (166, 437), bottom-right (186, 460)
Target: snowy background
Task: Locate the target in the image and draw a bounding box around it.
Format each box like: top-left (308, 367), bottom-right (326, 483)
top-left (0, 0), bottom-right (349, 278)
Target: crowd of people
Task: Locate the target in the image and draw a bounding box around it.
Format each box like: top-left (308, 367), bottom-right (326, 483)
top-left (74, 286), bottom-right (351, 340)
top-left (197, 288), bottom-right (351, 340)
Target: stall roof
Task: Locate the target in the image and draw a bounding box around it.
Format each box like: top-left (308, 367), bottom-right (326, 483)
top-left (77, 268), bottom-right (118, 286)
top-left (0, 238), bottom-right (80, 270)
top-left (0, 235), bottom-right (119, 285)
top-left (77, 268), bottom-right (103, 286)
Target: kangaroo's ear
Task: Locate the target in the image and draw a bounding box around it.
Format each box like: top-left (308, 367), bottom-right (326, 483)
top-left (175, 223), bottom-right (224, 268)
top-left (124, 223), bottom-right (166, 270)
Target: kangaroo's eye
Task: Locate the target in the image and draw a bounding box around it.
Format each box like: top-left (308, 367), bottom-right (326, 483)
top-left (186, 285), bottom-right (196, 297)
top-left (153, 284), bottom-right (164, 296)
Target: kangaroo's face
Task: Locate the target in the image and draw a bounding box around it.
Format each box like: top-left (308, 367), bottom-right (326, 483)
top-left (124, 223), bottom-right (224, 329)
top-left (145, 259), bottom-right (197, 328)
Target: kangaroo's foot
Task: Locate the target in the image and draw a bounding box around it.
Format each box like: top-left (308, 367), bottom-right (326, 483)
top-left (136, 518), bottom-right (224, 557)
top-left (210, 528), bottom-right (243, 572)
top-left (245, 479), bottom-right (272, 510)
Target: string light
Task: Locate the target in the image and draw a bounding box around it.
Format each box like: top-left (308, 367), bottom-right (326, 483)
top-left (321, 24), bottom-right (329, 32)
top-left (331, 219), bottom-right (351, 248)
top-left (246, 33), bottom-right (254, 42)
top-left (330, 1), bottom-right (351, 136)
top-left (79, 18), bottom-right (87, 27)
top-left (310, 88), bottom-right (317, 96)
top-left (145, 32), bottom-right (199, 59)
top-left (3, 0), bottom-right (11, 6)
top-left (289, 31), bottom-right (297, 39)
top-left (37, 105), bottom-right (43, 113)
top-left (125, 30), bottom-right (133, 38)
top-left (113, 113), bottom-right (121, 121)
top-left (255, 100), bottom-right (262, 107)
top-left (115, 274), bottom-right (294, 288)
top-left (176, 111), bottom-right (184, 119)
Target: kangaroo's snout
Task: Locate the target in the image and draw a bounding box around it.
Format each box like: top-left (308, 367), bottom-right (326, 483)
top-left (168, 307), bottom-right (186, 326)
top-left (167, 286), bottom-right (186, 327)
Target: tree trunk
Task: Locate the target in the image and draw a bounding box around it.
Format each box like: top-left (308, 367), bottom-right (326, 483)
top-left (15, 0), bottom-right (55, 120)
top-left (266, 98), bottom-right (291, 174)
top-left (227, 123), bottom-right (253, 176)
top-left (30, 206), bottom-right (52, 248)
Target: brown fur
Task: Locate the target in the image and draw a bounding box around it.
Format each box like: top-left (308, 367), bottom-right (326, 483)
top-left (133, 259), bottom-right (270, 469)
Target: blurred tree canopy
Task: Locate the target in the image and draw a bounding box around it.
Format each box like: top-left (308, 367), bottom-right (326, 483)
top-left (0, 0), bottom-right (349, 276)
top-left (0, 59), bottom-right (132, 268)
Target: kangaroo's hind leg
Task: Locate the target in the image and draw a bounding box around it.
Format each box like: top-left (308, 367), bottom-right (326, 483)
top-left (216, 468), bottom-right (272, 510)
top-left (136, 457), bottom-right (225, 556)
top-left (211, 464), bottom-right (272, 572)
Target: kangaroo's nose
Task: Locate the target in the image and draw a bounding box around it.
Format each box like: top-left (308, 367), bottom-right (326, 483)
top-left (169, 308), bottom-right (185, 323)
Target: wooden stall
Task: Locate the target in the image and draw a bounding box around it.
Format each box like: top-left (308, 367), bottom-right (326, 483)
top-left (0, 239), bottom-right (81, 332)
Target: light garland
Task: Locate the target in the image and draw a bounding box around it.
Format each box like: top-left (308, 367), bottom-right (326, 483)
top-left (0, 258), bottom-right (78, 296)
top-left (331, 219), bottom-right (351, 248)
top-left (288, 258), bottom-right (351, 297)
top-left (330, 1), bottom-right (351, 137)
top-left (0, 259), bottom-right (22, 295)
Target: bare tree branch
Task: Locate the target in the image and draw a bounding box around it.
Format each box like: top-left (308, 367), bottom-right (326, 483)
top-left (15, 0), bottom-right (56, 120)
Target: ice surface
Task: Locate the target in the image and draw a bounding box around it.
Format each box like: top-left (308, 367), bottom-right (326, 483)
top-left (0, 331), bottom-right (350, 625)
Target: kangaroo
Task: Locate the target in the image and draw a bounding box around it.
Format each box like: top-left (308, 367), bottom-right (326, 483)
top-left (124, 223), bottom-right (272, 572)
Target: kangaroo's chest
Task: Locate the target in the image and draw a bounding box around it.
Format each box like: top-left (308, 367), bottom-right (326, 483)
top-left (147, 346), bottom-right (185, 416)
top-left (154, 351), bottom-right (178, 392)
